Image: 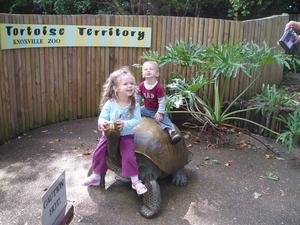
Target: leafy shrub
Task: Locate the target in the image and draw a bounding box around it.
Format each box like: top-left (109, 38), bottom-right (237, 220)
top-left (277, 108), bottom-right (300, 152)
top-left (255, 84), bottom-right (298, 114)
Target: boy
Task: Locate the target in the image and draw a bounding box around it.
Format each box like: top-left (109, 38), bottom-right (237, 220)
top-left (137, 61), bottom-right (182, 144)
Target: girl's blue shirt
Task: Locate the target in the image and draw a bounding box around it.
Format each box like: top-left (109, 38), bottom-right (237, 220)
top-left (98, 99), bottom-right (141, 136)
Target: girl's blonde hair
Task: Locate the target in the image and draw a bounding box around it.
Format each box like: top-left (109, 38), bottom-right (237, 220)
top-left (99, 66), bottom-right (136, 116)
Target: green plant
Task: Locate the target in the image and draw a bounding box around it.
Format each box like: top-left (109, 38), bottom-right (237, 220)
top-left (255, 84), bottom-right (298, 114)
top-left (228, 0), bottom-right (262, 20)
top-left (143, 41), bottom-right (297, 134)
top-left (276, 108), bottom-right (300, 152)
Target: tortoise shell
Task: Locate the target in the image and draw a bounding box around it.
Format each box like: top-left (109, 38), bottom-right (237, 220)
top-left (133, 117), bottom-right (190, 174)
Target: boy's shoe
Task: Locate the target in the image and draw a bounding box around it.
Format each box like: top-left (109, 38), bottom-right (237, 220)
top-left (83, 176), bottom-right (100, 186)
top-left (168, 129), bottom-right (182, 144)
top-left (132, 180), bottom-right (147, 195)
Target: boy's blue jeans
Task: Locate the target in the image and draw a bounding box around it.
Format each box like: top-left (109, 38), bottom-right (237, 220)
top-left (141, 106), bottom-right (173, 130)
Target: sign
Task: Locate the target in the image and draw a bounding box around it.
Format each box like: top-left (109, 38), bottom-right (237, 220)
top-left (42, 171), bottom-right (67, 225)
top-left (0, 23), bottom-right (152, 49)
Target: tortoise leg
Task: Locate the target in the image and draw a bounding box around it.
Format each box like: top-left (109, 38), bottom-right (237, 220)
top-left (140, 179), bottom-right (161, 218)
top-left (172, 168), bottom-right (187, 186)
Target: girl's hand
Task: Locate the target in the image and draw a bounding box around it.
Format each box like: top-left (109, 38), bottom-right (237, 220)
top-left (115, 120), bottom-right (124, 131)
top-left (100, 121), bottom-right (110, 131)
top-left (154, 112), bottom-right (163, 123)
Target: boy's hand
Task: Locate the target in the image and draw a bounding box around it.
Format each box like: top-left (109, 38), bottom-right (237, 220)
top-left (154, 112), bottom-right (163, 123)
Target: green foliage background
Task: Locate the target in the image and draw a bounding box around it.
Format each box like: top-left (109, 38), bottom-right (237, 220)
top-left (0, 0), bottom-right (299, 20)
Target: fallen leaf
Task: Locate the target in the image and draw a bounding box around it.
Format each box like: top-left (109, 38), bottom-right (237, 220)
top-left (224, 160), bottom-right (233, 166)
top-left (212, 159), bottom-right (221, 165)
top-left (204, 156), bottom-right (210, 161)
top-left (265, 154), bottom-right (273, 159)
top-left (253, 192), bottom-right (262, 199)
top-left (259, 172), bottom-right (280, 181)
top-left (236, 140), bottom-right (248, 149)
top-left (83, 148), bottom-right (92, 155)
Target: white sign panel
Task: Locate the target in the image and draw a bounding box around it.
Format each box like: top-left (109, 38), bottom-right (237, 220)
top-left (42, 171), bottom-right (67, 225)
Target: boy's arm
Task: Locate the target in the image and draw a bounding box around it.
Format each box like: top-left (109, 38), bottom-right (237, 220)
top-left (157, 96), bottom-right (166, 114)
top-left (157, 83), bottom-right (167, 114)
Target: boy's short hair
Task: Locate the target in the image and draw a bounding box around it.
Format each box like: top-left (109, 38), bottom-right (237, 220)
top-left (143, 61), bottom-right (159, 71)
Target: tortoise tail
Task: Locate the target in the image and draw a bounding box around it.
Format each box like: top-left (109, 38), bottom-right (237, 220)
top-left (140, 179), bottom-right (161, 218)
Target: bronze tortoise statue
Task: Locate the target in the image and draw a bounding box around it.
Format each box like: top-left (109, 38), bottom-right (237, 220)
top-left (95, 117), bottom-right (191, 218)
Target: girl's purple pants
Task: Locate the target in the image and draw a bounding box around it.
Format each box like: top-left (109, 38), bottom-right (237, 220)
top-left (92, 134), bottom-right (138, 177)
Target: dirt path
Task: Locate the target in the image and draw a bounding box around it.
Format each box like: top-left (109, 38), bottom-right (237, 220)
top-left (0, 117), bottom-right (300, 225)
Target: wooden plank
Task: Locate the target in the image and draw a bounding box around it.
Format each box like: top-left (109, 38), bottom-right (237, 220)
top-left (0, 14), bottom-right (9, 141)
top-left (86, 15), bottom-right (92, 117)
top-left (164, 16), bottom-right (172, 81)
top-left (240, 21), bottom-right (251, 99)
top-left (56, 15), bottom-right (64, 121)
top-left (76, 15), bottom-right (83, 118)
top-left (136, 15), bottom-right (144, 68)
top-left (89, 15), bottom-right (96, 116)
top-left (0, 14), bottom-right (4, 142)
top-left (17, 15), bottom-right (28, 131)
top-left (27, 14), bottom-right (38, 128)
top-left (62, 15), bottom-right (69, 120)
top-left (96, 15), bottom-right (104, 112)
top-left (254, 19), bottom-right (263, 97)
top-left (206, 18), bottom-right (215, 103)
top-left (22, 15), bottom-right (33, 129)
top-left (127, 15), bottom-right (134, 73)
top-left (217, 19), bottom-right (226, 103)
top-left (81, 15), bottom-right (88, 118)
top-left (181, 16), bottom-right (187, 77)
top-left (70, 15), bottom-right (77, 119)
top-left (104, 15), bottom-right (111, 88)
top-left (6, 14), bottom-right (17, 136)
top-left (32, 15), bottom-right (42, 127)
top-left (158, 16), bottom-right (166, 80)
top-left (223, 20), bottom-right (234, 101)
top-left (231, 21), bottom-right (242, 101)
top-left (37, 14), bottom-right (47, 124)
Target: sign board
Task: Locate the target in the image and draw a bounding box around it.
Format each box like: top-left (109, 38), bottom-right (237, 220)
top-left (0, 23), bottom-right (152, 49)
top-left (42, 171), bottom-right (67, 225)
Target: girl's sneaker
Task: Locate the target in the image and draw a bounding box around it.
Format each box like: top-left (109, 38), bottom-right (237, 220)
top-left (83, 175), bottom-right (100, 186)
top-left (132, 180), bottom-right (147, 195)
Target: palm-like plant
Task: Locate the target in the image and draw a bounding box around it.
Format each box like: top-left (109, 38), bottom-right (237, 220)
top-left (142, 41), bottom-right (298, 134)
top-left (255, 84), bottom-right (298, 114)
top-left (276, 108), bottom-right (300, 152)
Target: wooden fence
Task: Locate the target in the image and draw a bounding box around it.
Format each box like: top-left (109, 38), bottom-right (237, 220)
top-left (0, 13), bottom-right (289, 144)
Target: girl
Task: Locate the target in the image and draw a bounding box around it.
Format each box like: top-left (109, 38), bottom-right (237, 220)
top-left (83, 67), bottom-right (147, 195)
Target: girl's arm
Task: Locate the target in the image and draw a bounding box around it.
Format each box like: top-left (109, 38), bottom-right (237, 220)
top-left (98, 101), bottom-right (111, 130)
top-left (123, 103), bottom-right (141, 130)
